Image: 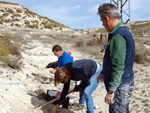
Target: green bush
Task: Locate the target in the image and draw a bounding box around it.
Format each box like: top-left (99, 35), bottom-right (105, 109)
top-left (26, 24), bottom-right (34, 28)
top-left (16, 8), bottom-right (22, 13)
top-left (44, 24), bottom-right (52, 29)
top-left (11, 15), bottom-right (14, 18)
top-left (15, 23), bottom-right (21, 27)
top-left (24, 20), bottom-right (30, 25)
top-left (13, 18), bottom-right (20, 22)
top-left (2, 13), bottom-right (9, 17)
top-left (53, 22), bottom-right (60, 27)
top-left (7, 8), bottom-right (14, 14)
top-left (13, 14), bottom-right (21, 17)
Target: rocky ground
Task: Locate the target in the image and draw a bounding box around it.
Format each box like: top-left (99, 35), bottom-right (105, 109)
top-left (0, 26), bottom-right (150, 113)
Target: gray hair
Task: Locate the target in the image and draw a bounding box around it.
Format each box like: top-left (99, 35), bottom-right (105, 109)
top-left (98, 3), bottom-right (119, 19)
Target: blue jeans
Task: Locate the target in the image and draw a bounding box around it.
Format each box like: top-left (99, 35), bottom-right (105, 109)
top-left (109, 83), bottom-right (134, 113)
top-left (79, 65), bottom-right (102, 113)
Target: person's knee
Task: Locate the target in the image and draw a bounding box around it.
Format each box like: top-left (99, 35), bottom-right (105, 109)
top-left (115, 91), bottom-right (130, 105)
top-left (83, 90), bottom-right (91, 99)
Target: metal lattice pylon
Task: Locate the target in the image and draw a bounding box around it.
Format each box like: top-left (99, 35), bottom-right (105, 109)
top-left (110, 0), bottom-right (131, 30)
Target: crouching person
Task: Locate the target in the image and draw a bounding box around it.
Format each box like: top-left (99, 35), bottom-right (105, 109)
top-left (54, 59), bottom-right (102, 113)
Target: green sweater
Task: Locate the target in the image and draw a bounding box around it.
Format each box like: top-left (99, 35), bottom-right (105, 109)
top-left (109, 21), bottom-right (127, 88)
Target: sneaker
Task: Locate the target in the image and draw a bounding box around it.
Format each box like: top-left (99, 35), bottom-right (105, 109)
top-left (71, 103), bottom-right (85, 110)
top-left (77, 104), bottom-right (85, 109)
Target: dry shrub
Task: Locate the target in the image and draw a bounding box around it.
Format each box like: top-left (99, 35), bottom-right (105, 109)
top-left (0, 40), bottom-right (12, 55)
top-left (134, 53), bottom-right (146, 64)
top-left (146, 57), bottom-right (150, 63)
top-left (134, 39), bottom-right (150, 64)
top-left (86, 39), bottom-right (100, 46)
top-left (0, 32), bottom-right (22, 69)
top-left (75, 40), bottom-right (84, 47)
top-left (71, 34), bottom-right (81, 38)
top-left (134, 53), bottom-right (150, 64)
top-left (0, 55), bottom-right (22, 69)
top-left (16, 8), bottom-right (22, 13)
top-left (0, 32), bottom-right (21, 55)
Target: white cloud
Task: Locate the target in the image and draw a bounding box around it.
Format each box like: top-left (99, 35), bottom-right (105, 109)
top-left (89, 5), bottom-right (99, 12)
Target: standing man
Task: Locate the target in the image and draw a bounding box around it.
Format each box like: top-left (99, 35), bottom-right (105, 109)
top-left (49, 45), bottom-right (73, 74)
top-left (97, 3), bottom-right (135, 113)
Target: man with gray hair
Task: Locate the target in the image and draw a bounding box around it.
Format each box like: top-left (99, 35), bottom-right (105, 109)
top-left (97, 3), bottom-right (135, 113)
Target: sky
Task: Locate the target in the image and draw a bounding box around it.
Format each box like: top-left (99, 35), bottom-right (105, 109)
top-left (0, 0), bottom-right (150, 29)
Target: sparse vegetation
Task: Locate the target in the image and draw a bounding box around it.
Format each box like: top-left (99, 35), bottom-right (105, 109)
top-left (2, 12), bottom-right (9, 17)
top-left (134, 39), bottom-right (150, 64)
top-left (75, 40), bottom-right (84, 47)
top-left (43, 23), bottom-right (52, 29)
top-left (12, 18), bottom-right (20, 21)
top-left (13, 14), bottom-right (21, 17)
top-left (15, 23), bottom-right (21, 27)
top-left (3, 19), bottom-right (11, 23)
top-left (53, 22), bottom-right (61, 27)
top-left (0, 32), bottom-right (22, 69)
top-left (24, 20), bottom-right (30, 25)
top-left (0, 1), bottom-right (19, 5)
top-left (131, 21), bottom-right (150, 37)
top-left (134, 53), bottom-right (145, 64)
top-left (86, 39), bottom-right (100, 46)
top-left (7, 8), bottom-right (14, 14)
top-left (16, 8), bottom-right (22, 13)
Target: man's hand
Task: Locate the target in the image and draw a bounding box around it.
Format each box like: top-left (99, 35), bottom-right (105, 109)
top-left (97, 73), bottom-right (103, 83)
top-left (70, 89), bottom-right (76, 93)
top-left (105, 92), bottom-right (114, 104)
top-left (49, 68), bottom-right (56, 74)
top-left (56, 104), bottom-right (60, 111)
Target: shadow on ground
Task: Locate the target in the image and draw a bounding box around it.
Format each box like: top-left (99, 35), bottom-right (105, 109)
top-left (30, 93), bottom-right (74, 113)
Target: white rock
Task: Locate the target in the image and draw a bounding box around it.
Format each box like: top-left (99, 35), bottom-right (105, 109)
top-left (94, 105), bottom-right (100, 109)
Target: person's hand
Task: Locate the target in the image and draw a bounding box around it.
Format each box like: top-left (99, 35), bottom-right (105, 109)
top-left (49, 68), bottom-right (56, 74)
top-left (97, 73), bottom-right (103, 83)
top-left (105, 92), bottom-right (114, 104)
top-left (70, 89), bottom-right (76, 93)
top-left (56, 104), bottom-right (60, 111)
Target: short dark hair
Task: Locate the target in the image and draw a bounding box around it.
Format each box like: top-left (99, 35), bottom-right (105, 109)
top-left (52, 45), bottom-right (62, 52)
top-left (98, 3), bottom-right (119, 19)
